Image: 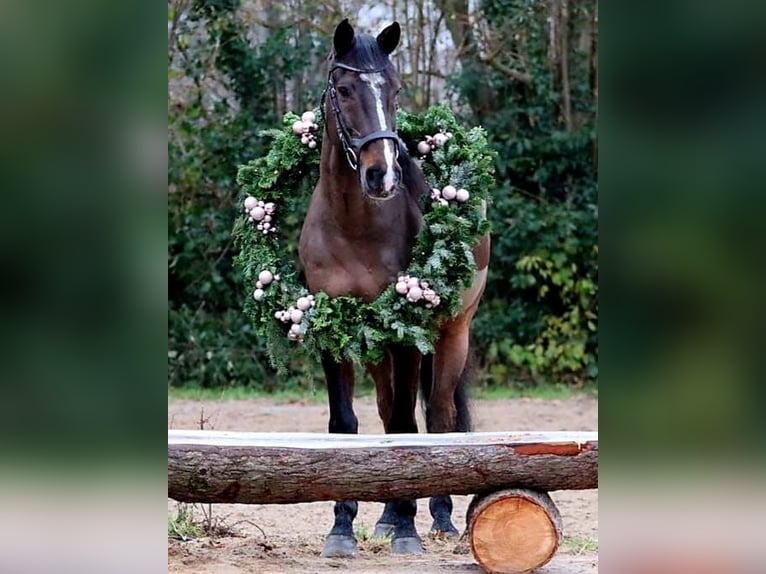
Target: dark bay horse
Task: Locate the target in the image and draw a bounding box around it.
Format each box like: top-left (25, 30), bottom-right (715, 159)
top-left (298, 18), bottom-right (490, 558)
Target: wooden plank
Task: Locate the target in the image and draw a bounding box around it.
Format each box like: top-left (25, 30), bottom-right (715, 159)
top-left (168, 431), bottom-right (598, 504)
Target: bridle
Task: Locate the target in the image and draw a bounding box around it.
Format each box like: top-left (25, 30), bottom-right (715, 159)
top-left (321, 62), bottom-right (400, 172)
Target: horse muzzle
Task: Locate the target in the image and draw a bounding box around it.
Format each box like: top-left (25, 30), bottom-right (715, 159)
top-left (361, 163), bottom-right (401, 200)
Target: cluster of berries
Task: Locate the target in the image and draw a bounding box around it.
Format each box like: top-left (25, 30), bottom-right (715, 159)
top-left (430, 184), bottom-right (470, 206)
top-left (252, 270), bottom-right (280, 302)
top-left (416, 130), bottom-right (453, 155)
top-left (244, 196), bottom-right (277, 235)
top-left (275, 295), bottom-right (316, 342)
top-left (292, 111), bottom-right (319, 149)
top-left (394, 275), bottom-right (441, 308)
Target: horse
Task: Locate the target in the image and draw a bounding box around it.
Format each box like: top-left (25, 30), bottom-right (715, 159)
top-left (298, 18), bottom-right (490, 558)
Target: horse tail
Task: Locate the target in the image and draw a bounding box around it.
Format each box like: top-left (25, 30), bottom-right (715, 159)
top-left (419, 352), bottom-right (433, 410)
top-left (419, 351), bottom-right (473, 432)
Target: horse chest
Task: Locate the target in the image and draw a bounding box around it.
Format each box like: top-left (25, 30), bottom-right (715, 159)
top-left (300, 231), bottom-right (411, 301)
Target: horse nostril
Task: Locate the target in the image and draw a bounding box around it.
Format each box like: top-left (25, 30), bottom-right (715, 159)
top-left (365, 167), bottom-right (385, 191)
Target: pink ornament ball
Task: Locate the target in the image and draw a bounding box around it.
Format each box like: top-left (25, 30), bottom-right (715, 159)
top-left (407, 286), bottom-right (423, 302)
top-left (441, 185), bottom-right (457, 200)
top-left (250, 206), bottom-right (265, 221)
top-left (244, 196), bottom-right (257, 210)
top-left (417, 141), bottom-right (431, 155)
top-left (292, 120), bottom-right (307, 135)
top-left (395, 282), bottom-right (408, 295)
top-left (258, 270), bottom-right (274, 285)
top-left (455, 188), bottom-right (470, 202)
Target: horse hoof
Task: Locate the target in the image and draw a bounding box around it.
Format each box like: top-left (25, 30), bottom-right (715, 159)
top-left (391, 536), bottom-right (424, 554)
top-left (321, 535), bottom-right (358, 558)
top-left (373, 522), bottom-right (395, 538)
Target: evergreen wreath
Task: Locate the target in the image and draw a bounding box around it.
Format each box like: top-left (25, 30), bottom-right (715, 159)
top-left (234, 104), bottom-right (495, 370)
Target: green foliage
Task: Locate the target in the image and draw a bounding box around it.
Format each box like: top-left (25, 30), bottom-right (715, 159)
top-left (168, 0), bottom-right (323, 389)
top-left (450, 0), bottom-right (598, 386)
top-left (234, 105), bottom-right (495, 368)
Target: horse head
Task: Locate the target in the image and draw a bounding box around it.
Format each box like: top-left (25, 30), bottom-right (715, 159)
top-left (324, 19), bottom-right (403, 200)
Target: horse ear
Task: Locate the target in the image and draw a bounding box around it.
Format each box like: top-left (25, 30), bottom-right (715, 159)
top-left (333, 18), bottom-right (355, 57)
top-left (376, 22), bottom-right (401, 55)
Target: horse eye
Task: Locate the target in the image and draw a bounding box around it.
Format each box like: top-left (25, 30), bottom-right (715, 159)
top-left (338, 86), bottom-right (351, 98)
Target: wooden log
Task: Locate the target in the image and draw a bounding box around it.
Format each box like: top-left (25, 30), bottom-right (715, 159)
top-left (168, 431), bottom-right (597, 504)
top-left (467, 488), bottom-right (563, 574)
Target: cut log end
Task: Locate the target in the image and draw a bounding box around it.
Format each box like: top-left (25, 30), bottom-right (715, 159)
top-left (468, 489), bottom-right (563, 574)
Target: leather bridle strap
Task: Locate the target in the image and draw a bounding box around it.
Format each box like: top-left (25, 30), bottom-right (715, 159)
top-left (321, 62), bottom-right (399, 171)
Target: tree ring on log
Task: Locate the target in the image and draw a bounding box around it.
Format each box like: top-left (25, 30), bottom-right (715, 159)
top-left (467, 488), bottom-right (563, 574)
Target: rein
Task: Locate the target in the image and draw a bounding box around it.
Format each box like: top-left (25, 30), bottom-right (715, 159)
top-left (321, 62), bottom-right (400, 171)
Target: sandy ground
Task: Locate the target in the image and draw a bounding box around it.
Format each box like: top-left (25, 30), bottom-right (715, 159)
top-left (168, 395), bottom-right (598, 573)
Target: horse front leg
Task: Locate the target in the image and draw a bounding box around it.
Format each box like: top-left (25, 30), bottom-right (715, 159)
top-left (320, 352), bottom-right (360, 558)
top-left (368, 345), bottom-right (424, 554)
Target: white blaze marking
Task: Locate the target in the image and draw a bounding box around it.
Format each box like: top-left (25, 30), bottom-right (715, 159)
top-left (360, 73), bottom-right (396, 191)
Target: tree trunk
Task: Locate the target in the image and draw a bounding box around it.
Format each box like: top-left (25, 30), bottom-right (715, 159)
top-left (559, 0), bottom-right (572, 131)
top-left (467, 488), bottom-right (563, 574)
top-left (168, 431), bottom-right (598, 504)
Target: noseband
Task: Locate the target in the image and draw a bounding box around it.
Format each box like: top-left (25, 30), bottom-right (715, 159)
top-left (321, 62), bottom-right (400, 171)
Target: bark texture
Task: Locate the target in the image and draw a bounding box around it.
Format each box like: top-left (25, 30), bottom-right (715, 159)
top-left (168, 431), bottom-right (597, 504)
top-left (467, 488), bottom-right (563, 574)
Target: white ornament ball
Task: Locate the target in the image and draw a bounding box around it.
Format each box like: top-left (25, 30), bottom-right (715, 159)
top-left (244, 196), bottom-right (257, 210)
top-left (433, 133), bottom-right (448, 146)
top-left (253, 289), bottom-right (264, 301)
top-left (290, 309), bottom-right (304, 323)
top-left (296, 297), bottom-right (311, 311)
top-left (307, 294), bottom-right (315, 301)
top-left (445, 131), bottom-right (453, 139)
top-left (264, 202), bottom-right (275, 214)
top-left (301, 135), bottom-right (309, 145)
top-left (423, 289), bottom-right (435, 302)
top-left (456, 188), bottom-right (470, 202)
top-left (262, 222), bottom-right (271, 230)
top-left (258, 270), bottom-right (274, 285)
top-left (308, 140), bottom-right (317, 149)
top-left (441, 185), bottom-right (457, 200)
top-left (417, 141), bottom-right (431, 155)
top-left (274, 274), bottom-right (280, 281)
top-left (289, 323), bottom-right (302, 335)
top-left (406, 277), bottom-right (419, 289)
top-left (292, 120), bottom-right (306, 135)
top-left (407, 286), bottom-right (423, 302)
top-left (263, 215), bottom-right (272, 223)
top-left (250, 206), bottom-right (266, 221)
top-left (301, 111), bottom-right (316, 124)
top-left (395, 282), bottom-right (408, 295)
top-left (256, 281), bottom-right (263, 289)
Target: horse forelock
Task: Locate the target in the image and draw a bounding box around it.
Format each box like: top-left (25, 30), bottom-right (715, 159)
top-left (333, 35), bottom-right (394, 76)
